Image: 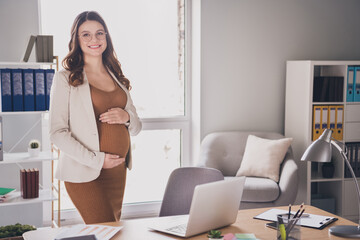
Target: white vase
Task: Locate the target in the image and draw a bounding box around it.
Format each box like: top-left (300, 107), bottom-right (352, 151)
top-left (28, 148), bottom-right (40, 157)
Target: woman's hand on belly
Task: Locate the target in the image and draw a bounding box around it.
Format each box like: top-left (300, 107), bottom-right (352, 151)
top-left (99, 108), bottom-right (130, 125)
top-left (103, 153), bottom-right (126, 169)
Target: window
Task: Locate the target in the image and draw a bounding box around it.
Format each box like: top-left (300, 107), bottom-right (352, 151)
top-left (40, 0), bottom-right (189, 219)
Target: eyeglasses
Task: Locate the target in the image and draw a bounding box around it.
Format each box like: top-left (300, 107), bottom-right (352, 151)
top-left (78, 31), bottom-right (107, 42)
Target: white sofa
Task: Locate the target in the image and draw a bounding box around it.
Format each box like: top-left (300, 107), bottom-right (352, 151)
top-left (197, 131), bottom-right (299, 209)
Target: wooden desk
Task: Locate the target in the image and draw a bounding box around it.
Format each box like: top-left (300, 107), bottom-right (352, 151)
top-left (23, 205), bottom-right (357, 240)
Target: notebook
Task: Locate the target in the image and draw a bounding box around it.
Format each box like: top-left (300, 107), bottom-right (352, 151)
top-left (254, 208), bottom-right (338, 229)
top-left (148, 177), bottom-right (246, 237)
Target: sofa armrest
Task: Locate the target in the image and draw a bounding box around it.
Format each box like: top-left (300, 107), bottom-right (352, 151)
top-left (276, 151), bottom-right (299, 205)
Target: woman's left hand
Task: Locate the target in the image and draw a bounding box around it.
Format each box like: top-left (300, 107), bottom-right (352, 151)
top-left (99, 108), bottom-right (130, 124)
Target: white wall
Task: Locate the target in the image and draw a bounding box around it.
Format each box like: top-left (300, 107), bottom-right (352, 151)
top-left (197, 0), bottom-right (360, 204)
top-left (0, 0), bottom-right (40, 61)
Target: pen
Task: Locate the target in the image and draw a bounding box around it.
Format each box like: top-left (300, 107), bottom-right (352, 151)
top-left (287, 208), bottom-right (306, 235)
top-left (293, 202), bottom-right (304, 219)
top-left (288, 204), bottom-right (291, 221)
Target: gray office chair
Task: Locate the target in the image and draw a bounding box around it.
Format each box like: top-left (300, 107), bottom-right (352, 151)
top-left (159, 167), bottom-right (224, 217)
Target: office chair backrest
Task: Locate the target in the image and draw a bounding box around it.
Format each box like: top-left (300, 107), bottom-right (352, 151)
top-left (159, 167), bottom-right (224, 217)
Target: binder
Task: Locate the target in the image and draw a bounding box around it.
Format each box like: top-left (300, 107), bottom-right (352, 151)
top-left (328, 106), bottom-right (336, 135)
top-left (34, 168), bottom-right (39, 198)
top-left (321, 106), bottom-right (328, 135)
top-left (0, 68), bottom-right (12, 112)
top-left (45, 69), bottom-right (55, 110)
top-left (313, 106), bottom-right (322, 141)
top-left (35, 36), bottom-right (44, 62)
top-left (23, 35), bottom-right (36, 62)
top-left (334, 106), bottom-right (344, 141)
top-left (22, 69), bottom-right (35, 111)
top-left (357, 144), bottom-right (360, 177)
top-left (34, 69), bottom-right (46, 111)
top-left (11, 69), bottom-right (24, 111)
top-left (347, 66), bottom-right (355, 102)
top-left (355, 67), bottom-right (360, 102)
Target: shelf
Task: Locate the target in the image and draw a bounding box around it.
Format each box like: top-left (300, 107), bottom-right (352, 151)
top-left (0, 61), bottom-right (56, 66)
top-left (310, 177), bottom-right (343, 183)
top-left (0, 111), bottom-right (48, 115)
top-left (0, 189), bottom-right (57, 207)
top-left (0, 151), bottom-right (58, 165)
top-left (346, 102), bottom-right (360, 105)
top-left (312, 102), bottom-right (344, 105)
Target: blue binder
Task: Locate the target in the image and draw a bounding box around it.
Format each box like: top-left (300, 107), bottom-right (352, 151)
top-left (34, 69), bottom-right (46, 111)
top-left (347, 66), bottom-right (355, 102)
top-left (355, 67), bottom-right (360, 102)
top-left (0, 68), bottom-right (12, 112)
top-left (22, 69), bottom-right (35, 111)
top-left (45, 69), bottom-right (55, 110)
top-left (11, 69), bottom-right (24, 111)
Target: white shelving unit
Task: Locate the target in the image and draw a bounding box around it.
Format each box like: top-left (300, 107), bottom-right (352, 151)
top-left (285, 60), bottom-right (360, 222)
top-left (0, 59), bottom-right (61, 227)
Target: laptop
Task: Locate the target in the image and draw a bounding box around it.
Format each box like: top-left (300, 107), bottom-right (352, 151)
top-left (149, 177), bottom-right (246, 238)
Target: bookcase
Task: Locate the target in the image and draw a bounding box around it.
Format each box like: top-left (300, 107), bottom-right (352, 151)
top-left (285, 60), bottom-right (360, 222)
top-left (0, 59), bottom-right (61, 227)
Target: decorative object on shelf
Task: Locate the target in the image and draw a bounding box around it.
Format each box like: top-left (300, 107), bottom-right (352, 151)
top-left (0, 223), bottom-right (36, 239)
top-left (28, 139), bottom-right (40, 157)
top-left (301, 129), bottom-right (360, 238)
top-left (207, 230), bottom-right (223, 240)
top-left (20, 168), bottom-right (39, 199)
top-left (322, 161), bottom-right (335, 178)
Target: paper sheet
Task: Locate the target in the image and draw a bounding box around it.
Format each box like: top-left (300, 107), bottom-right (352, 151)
top-left (54, 224), bottom-right (122, 240)
top-left (254, 208), bottom-right (338, 229)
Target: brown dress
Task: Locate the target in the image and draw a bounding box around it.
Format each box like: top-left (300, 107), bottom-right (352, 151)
top-left (64, 81), bottom-right (130, 224)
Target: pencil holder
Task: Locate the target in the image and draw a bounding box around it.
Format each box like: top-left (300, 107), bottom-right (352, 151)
top-left (276, 214), bottom-right (301, 240)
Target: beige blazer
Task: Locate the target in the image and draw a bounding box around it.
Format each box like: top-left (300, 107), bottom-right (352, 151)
top-left (49, 69), bottom-right (142, 183)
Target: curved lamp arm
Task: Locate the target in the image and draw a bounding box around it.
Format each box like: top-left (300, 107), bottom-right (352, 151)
top-left (331, 140), bottom-right (360, 228)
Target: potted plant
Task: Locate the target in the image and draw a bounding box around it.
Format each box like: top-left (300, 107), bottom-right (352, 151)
top-left (0, 223), bottom-right (36, 239)
top-left (207, 230), bottom-right (224, 240)
top-left (28, 139), bottom-right (40, 157)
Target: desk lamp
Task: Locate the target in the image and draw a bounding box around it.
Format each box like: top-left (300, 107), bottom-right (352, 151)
top-left (301, 129), bottom-right (360, 238)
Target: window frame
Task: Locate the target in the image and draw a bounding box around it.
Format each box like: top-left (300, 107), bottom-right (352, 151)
top-left (45, 0), bottom-right (193, 223)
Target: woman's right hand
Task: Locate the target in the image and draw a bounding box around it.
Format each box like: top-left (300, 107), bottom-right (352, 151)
top-left (103, 154), bottom-right (125, 169)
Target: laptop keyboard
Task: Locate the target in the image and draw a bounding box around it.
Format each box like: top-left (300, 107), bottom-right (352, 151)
top-left (166, 223), bottom-right (187, 234)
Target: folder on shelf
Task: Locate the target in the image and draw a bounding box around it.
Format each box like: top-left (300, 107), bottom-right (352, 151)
top-left (23, 35), bottom-right (36, 62)
top-left (35, 36), bottom-right (44, 62)
top-left (22, 69), bottom-right (35, 111)
top-left (0, 68), bottom-right (12, 112)
top-left (45, 69), bottom-right (55, 110)
top-left (334, 105), bottom-right (344, 141)
top-left (11, 69), bottom-right (24, 111)
top-left (345, 144), bottom-right (352, 178)
top-left (321, 106), bottom-right (328, 135)
top-left (347, 66), bottom-right (355, 102)
top-left (313, 106), bottom-right (322, 141)
top-left (328, 106), bottom-right (336, 135)
top-left (34, 69), bottom-right (46, 111)
top-left (355, 67), bottom-right (360, 102)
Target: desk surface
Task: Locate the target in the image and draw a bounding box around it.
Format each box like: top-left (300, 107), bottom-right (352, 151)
top-left (23, 205), bottom-right (357, 240)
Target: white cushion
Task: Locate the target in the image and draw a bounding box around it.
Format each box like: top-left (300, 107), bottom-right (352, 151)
top-left (236, 135), bottom-right (292, 182)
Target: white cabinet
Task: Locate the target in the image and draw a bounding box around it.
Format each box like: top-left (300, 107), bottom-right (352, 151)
top-left (285, 60), bottom-right (360, 221)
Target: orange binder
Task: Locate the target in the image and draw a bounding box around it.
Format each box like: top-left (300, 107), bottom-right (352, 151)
top-left (321, 106), bottom-right (329, 136)
top-left (328, 106), bottom-right (336, 136)
top-left (313, 106), bottom-right (322, 141)
top-left (335, 105), bottom-right (344, 140)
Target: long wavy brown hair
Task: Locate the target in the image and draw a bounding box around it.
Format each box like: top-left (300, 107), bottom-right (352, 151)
top-left (62, 11), bottom-right (131, 90)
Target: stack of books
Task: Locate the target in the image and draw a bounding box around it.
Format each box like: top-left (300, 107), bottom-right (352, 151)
top-left (23, 35), bottom-right (54, 63)
top-left (0, 187), bottom-right (16, 203)
top-left (20, 168), bottom-right (39, 199)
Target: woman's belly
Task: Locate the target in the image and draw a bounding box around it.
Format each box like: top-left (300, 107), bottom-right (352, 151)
top-left (98, 123), bottom-right (130, 157)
